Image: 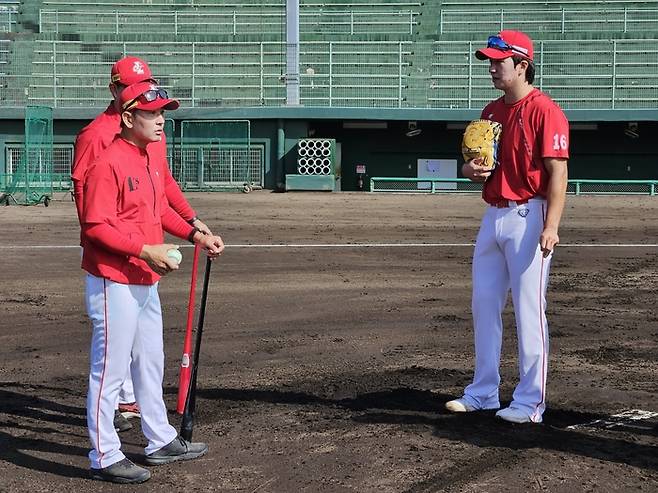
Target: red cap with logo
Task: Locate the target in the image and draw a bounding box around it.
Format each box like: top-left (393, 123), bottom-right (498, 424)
top-left (119, 81), bottom-right (179, 112)
top-left (475, 30), bottom-right (534, 62)
top-left (111, 56), bottom-right (155, 85)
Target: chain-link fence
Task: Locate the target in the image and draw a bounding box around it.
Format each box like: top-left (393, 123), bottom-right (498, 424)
top-left (370, 177), bottom-right (484, 193)
top-left (568, 180), bottom-right (658, 195)
top-left (177, 120), bottom-right (256, 191)
top-left (5, 143), bottom-right (73, 194)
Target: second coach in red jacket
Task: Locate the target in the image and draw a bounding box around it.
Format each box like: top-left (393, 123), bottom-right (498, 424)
top-left (73, 56), bottom-right (213, 426)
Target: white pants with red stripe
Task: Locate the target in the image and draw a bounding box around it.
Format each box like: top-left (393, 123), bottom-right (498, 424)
top-left (85, 274), bottom-right (177, 469)
top-left (462, 199), bottom-right (551, 422)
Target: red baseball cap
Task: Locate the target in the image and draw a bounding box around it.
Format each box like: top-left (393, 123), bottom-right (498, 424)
top-left (111, 56), bottom-right (155, 85)
top-left (119, 82), bottom-right (179, 112)
top-left (476, 30), bottom-right (534, 61)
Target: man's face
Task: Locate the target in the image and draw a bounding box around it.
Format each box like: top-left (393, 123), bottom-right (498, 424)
top-left (109, 82), bottom-right (127, 101)
top-left (488, 57), bottom-right (526, 91)
top-left (122, 109), bottom-right (165, 147)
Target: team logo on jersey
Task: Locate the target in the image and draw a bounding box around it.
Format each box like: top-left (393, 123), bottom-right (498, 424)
top-left (133, 61), bottom-right (145, 74)
top-left (518, 208), bottom-right (529, 217)
top-left (127, 176), bottom-right (140, 191)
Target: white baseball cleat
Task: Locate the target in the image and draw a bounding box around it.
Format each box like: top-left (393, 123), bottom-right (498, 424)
top-left (445, 399), bottom-right (477, 413)
top-left (495, 406), bottom-right (540, 424)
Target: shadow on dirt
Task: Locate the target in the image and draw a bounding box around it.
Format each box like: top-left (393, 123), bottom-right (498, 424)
top-left (0, 383), bottom-right (89, 479)
top-left (197, 385), bottom-right (658, 473)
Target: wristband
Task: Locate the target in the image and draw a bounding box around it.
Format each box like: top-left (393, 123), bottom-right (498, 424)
top-left (188, 216), bottom-right (199, 226)
top-left (187, 226), bottom-right (200, 243)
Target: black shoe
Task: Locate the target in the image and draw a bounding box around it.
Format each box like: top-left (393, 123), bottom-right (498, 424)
top-left (145, 435), bottom-right (208, 465)
top-left (114, 409), bottom-right (132, 433)
top-left (90, 458), bottom-right (151, 484)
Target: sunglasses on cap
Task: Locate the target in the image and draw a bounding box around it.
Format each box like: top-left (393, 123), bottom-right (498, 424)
top-left (122, 88), bottom-right (169, 110)
top-left (487, 35), bottom-right (530, 57)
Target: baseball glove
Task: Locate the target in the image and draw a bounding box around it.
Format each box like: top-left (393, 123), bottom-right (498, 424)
top-left (461, 119), bottom-right (502, 169)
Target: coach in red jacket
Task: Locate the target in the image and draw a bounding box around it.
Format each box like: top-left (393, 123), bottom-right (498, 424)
top-left (81, 81), bottom-right (224, 484)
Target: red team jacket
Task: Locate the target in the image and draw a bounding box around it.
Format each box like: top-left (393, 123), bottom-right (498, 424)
top-left (81, 137), bottom-right (194, 285)
top-left (481, 88), bottom-right (569, 204)
top-left (72, 103), bottom-right (195, 223)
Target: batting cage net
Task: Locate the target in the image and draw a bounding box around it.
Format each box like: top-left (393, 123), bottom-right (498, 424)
top-left (177, 120), bottom-right (256, 192)
top-left (1, 106), bottom-right (54, 205)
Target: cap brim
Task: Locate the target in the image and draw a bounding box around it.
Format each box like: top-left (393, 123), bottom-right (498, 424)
top-left (112, 75), bottom-right (158, 85)
top-left (475, 48), bottom-right (515, 60)
top-left (135, 99), bottom-right (180, 111)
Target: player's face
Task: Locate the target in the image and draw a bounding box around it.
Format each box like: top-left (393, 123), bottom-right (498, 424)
top-left (488, 57), bottom-right (525, 91)
top-left (122, 109), bottom-right (166, 147)
top-left (109, 82), bottom-right (127, 100)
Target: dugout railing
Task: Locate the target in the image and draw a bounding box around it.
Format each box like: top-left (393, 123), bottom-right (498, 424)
top-left (369, 177), bottom-right (658, 195)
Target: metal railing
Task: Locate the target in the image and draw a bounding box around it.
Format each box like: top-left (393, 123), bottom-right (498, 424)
top-left (39, 9), bottom-right (420, 35)
top-left (2, 38), bottom-right (657, 109)
top-left (426, 39), bottom-right (658, 110)
top-left (0, 7), bottom-right (17, 33)
top-left (439, 7), bottom-right (658, 34)
top-left (370, 177), bottom-right (658, 195)
top-left (25, 40), bottom-right (413, 108)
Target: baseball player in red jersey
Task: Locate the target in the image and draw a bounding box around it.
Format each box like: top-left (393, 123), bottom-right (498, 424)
top-left (72, 56), bottom-right (212, 428)
top-left (445, 30), bottom-right (569, 424)
top-left (82, 82), bottom-right (224, 483)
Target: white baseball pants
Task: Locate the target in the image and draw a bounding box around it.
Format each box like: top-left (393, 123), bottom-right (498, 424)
top-left (462, 199), bottom-right (551, 422)
top-left (85, 274), bottom-right (177, 469)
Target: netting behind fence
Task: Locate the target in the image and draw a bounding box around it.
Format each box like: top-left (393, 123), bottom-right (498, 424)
top-left (370, 178), bottom-right (483, 193)
top-left (1, 106), bottom-right (54, 205)
top-left (178, 120), bottom-right (255, 191)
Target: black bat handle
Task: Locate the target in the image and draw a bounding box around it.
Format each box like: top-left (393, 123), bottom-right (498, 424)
top-left (180, 256), bottom-right (213, 441)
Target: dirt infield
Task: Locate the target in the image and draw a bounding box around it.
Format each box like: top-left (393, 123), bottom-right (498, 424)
top-left (1, 192), bottom-right (656, 492)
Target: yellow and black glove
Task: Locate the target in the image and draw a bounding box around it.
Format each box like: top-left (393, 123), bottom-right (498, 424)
top-left (461, 119), bottom-right (502, 169)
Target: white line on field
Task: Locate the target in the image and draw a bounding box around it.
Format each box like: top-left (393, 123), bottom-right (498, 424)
top-left (1, 243), bottom-right (657, 250)
top-left (566, 409), bottom-right (658, 431)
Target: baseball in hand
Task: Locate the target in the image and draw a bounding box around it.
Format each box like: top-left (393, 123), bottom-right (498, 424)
top-left (167, 248), bottom-right (183, 265)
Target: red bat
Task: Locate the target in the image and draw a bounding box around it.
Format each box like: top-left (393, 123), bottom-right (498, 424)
top-left (180, 256), bottom-right (213, 441)
top-left (176, 244), bottom-right (201, 414)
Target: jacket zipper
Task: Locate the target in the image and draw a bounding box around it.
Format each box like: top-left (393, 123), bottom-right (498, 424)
top-left (145, 155), bottom-right (157, 219)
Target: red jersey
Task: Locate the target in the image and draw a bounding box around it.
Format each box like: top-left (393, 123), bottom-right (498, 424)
top-left (81, 137), bottom-right (194, 285)
top-left (72, 102), bottom-right (195, 223)
top-left (481, 88), bottom-right (569, 204)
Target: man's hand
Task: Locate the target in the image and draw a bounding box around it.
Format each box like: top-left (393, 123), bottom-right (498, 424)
top-left (191, 232), bottom-right (225, 259)
top-left (192, 218), bottom-right (212, 235)
top-left (140, 243), bottom-right (180, 275)
top-left (539, 226), bottom-right (559, 258)
top-left (462, 158), bottom-right (492, 182)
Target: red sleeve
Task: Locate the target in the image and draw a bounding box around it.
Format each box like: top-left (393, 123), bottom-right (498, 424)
top-left (540, 104), bottom-right (570, 159)
top-left (152, 145), bottom-right (195, 240)
top-left (81, 161), bottom-right (143, 258)
top-left (152, 135), bottom-right (196, 221)
top-left (72, 128), bottom-right (106, 223)
top-left (162, 203), bottom-right (195, 240)
top-left (164, 167), bottom-right (196, 221)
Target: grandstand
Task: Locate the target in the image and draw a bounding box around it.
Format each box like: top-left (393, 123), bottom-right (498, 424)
top-left (1, 0), bottom-right (657, 193)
